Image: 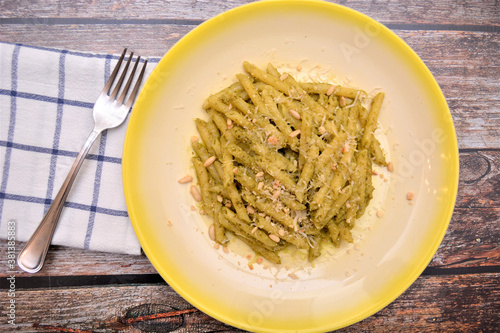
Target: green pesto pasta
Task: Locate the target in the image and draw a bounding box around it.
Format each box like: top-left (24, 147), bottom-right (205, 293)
top-left (190, 62), bottom-right (389, 265)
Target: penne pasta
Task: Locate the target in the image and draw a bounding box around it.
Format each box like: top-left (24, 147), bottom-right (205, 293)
top-left (188, 62), bottom-right (388, 265)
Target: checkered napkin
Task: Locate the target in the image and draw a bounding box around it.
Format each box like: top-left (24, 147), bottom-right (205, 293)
top-left (0, 42), bottom-right (159, 255)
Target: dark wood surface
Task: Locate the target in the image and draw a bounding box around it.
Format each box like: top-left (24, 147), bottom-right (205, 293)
top-left (1, 1), bottom-right (498, 332)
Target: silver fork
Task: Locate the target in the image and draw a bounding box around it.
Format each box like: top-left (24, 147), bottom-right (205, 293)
top-left (17, 49), bottom-right (148, 274)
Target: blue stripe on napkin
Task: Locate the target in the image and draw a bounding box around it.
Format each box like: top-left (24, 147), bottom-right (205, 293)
top-left (0, 44), bottom-right (21, 225)
top-left (44, 50), bottom-right (67, 214)
top-left (0, 42), bottom-right (160, 255)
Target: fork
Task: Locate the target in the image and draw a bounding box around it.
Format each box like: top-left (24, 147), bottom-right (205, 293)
top-left (17, 49), bottom-right (148, 274)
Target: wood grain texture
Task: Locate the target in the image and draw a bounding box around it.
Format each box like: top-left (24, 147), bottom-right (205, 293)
top-left (458, 151), bottom-right (500, 209)
top-left (1, 207), bottom-right (497, 278)
top-left (0, 1), bottom-right (498, 332)
top-left (1, 273), bottom-right (497, 332)
top-left (346, 273), bottom-right (499, 332)
top-left (431, 207), bottom-right (499, 269)
top-left (0, 244), bottom-right (157, 277)
top-left (1, 151), bottom-right (497, 277)
top-left (398, 30), bottom-right (500, 149)
top-left (0, 24), bottom-right (193, 56)
top-left (0, 26), bottom-right (498, 149)
top-left (1, 0), bottom-right (499, 26)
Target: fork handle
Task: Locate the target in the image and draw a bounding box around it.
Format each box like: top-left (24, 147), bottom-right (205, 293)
top-left (17, 130), bottom-right (101, 273)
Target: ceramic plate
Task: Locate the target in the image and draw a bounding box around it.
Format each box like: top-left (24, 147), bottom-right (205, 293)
top-left (123, 1), bottom-right (459, 331)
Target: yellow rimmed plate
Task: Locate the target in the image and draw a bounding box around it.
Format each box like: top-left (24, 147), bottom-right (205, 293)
top-left (123, 1), bottom-right (459, 331)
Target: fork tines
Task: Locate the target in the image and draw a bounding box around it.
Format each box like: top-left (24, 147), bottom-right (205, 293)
top-left (105, 48), bottom-right (148, 108)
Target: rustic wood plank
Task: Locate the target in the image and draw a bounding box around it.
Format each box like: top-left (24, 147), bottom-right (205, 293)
top-left (1, 26), bottom-right (498, 149)
top-left (0, 24), bottom-right (193, 56)
top-left (396, 30), bottom-right (500, 150)
top-left (2, 204), bottom-right (497, 278)
top-left (1, 0), bottom-right (499, 26)
top-left (6, 283), bottom-right (241, 333)
top-left (429, 207), bottom-right (500, 269)
top-left (1, 150), bottom-right (497, 277)
top-left (427, 151), bottom-right (500, 270)
top-left (0, 0), bottom-right (250, 21)
top-left (1, 11), bottom-right (498, 279)
top-left (344, 273), bottom-right (499, 332)
top-left (2, 273), bottom-right (497, 332)
top-left (0, 2), bottom-right (496, 333)
top-left (457, 151), bottom-right (500, 209)
top-left (0, 243), bottom-right (157, 278)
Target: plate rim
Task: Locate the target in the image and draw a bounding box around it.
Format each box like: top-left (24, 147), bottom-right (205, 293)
top-left (123, 0), bottom-right (460, 331)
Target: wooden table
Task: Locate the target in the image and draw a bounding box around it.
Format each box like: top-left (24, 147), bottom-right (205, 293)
top-left (1, 1), bottom-right (498, 332)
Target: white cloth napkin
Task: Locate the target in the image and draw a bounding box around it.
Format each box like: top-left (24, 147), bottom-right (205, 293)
top-left (0, 42), bottom-right (159, 255)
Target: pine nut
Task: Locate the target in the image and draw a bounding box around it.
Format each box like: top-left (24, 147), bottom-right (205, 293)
top-left (387, 161), bottom-right (394, 172)
top-left (209, 224), bottom-right (215, 241)
top-left (190, 185), bottom-right (202, 202)
top-left (177, 175), bottom-right (193, 183)
top-left (246, 205), bottom-right (255, 214)
top-left (339, 96), bottom-right (346, 107)
top-left (326, 85), bottom-right (336, 96)
top-left (203, 155), bottom-right (216, 167)
top-left (289, 109), bottom-right (301, 120)
top-left (289, 129), bottom-right (301, 138)
top-left (267, 136), bottom-right (279, 146)
top-left (269, 234), bottom-right (280, 243)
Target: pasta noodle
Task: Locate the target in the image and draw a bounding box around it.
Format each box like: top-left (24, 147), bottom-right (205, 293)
top-left (190, 62), bottom-right (388, 265)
